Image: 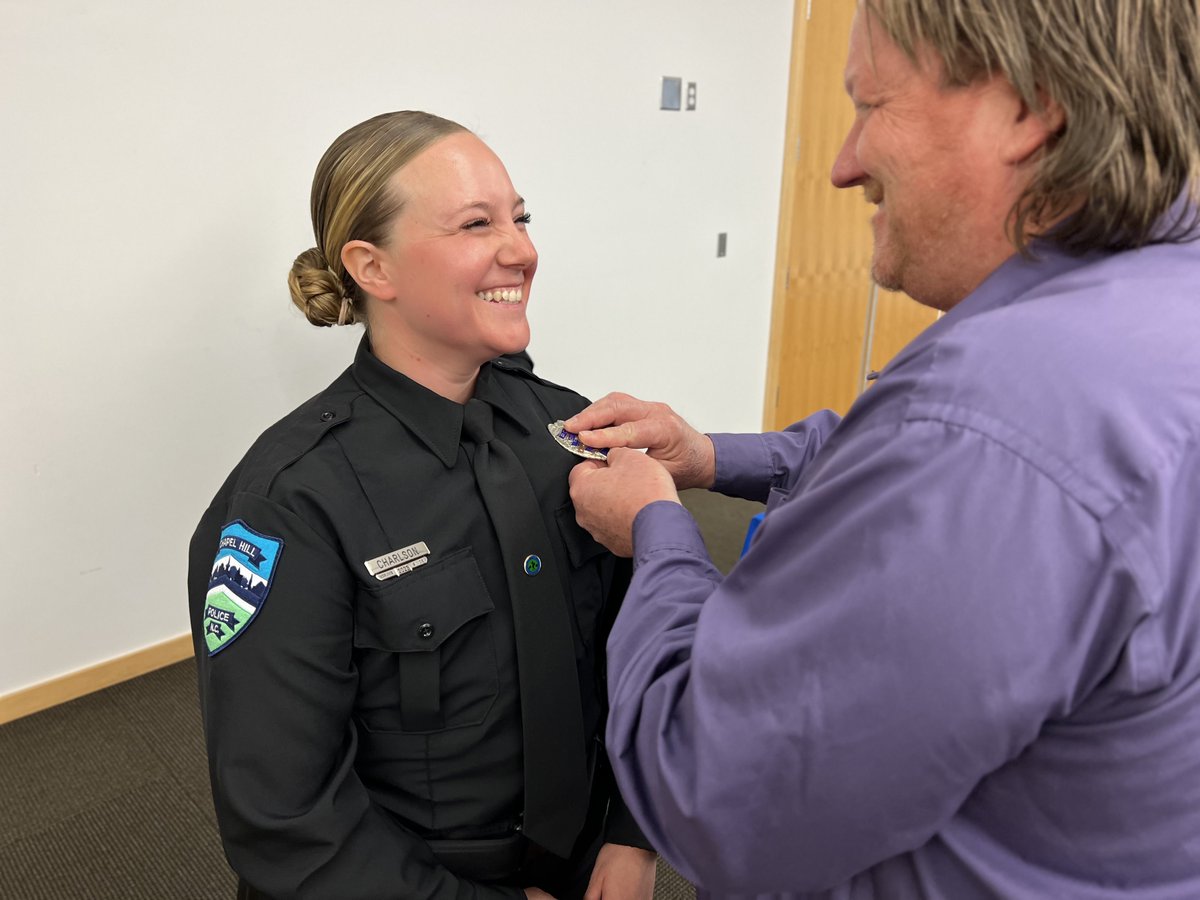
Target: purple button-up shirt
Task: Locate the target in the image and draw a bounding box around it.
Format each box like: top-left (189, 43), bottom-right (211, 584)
top-left (606, 233), bottom-right (1200, 898)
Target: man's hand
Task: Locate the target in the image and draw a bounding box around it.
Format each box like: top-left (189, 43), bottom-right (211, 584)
top-left (524, 889), bottom-right (555, 899)
top-left (569, 450), bottom-right (680, 557)
top-left (583, 843), bottom-right (657, 900)
top-left (565, 393), bottom-right (716, 491)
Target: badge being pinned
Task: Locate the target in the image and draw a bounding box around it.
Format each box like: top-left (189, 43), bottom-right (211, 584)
top-left (203, 520), bottom-right (284, 656)
top-left (547, 420), bottom-right (608, 461)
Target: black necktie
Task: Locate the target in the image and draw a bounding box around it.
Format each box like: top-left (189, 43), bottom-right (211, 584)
top-left (461, 398), bottom-right (589, 858)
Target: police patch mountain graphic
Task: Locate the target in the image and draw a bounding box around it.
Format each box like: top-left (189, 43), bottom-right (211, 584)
top-left (204, 520), bottom-right (284, 655)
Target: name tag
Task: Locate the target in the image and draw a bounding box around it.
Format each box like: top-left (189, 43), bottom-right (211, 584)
top-left (364, 541), bottom-right (431, 580)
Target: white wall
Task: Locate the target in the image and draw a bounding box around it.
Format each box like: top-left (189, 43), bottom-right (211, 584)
top-left (0, 0), bottom-right (794, 696)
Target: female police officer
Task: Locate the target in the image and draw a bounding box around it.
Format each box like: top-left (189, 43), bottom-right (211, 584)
top-left (187, 111), bottom-right (655, 900)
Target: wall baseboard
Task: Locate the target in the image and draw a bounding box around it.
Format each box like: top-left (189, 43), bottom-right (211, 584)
top-left (0, 634), bottom-right (195, 726)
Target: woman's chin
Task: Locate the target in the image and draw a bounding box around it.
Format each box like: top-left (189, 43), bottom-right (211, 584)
top-left (490, 325), bottom-right (531, 358)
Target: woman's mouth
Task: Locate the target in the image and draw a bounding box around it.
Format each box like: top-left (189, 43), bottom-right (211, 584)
top-left (475, 287), bottom-right (523, 304)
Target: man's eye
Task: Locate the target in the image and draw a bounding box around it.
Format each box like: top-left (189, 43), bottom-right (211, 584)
top-left (515, 212), bottom-right (532, 225)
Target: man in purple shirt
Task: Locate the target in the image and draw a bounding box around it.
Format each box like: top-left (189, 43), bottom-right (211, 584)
top-left (566, 1), bottom-right (1200, 897)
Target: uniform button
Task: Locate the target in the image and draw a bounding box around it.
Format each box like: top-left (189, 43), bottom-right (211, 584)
top-left (523, 554), bottom-right (542, 576)
top-left (320, 411), bottom-right (336, 421)
top-left (418, 622), bottom-right (434, 639)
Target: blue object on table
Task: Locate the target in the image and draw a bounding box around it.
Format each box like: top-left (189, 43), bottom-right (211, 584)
top-left (740, 512), bottom-right (766, 557)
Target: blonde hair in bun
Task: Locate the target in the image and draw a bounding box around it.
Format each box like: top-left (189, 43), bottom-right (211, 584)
top-left (287, 247), bottom-right (358, 326)
top-left (289, 110), bottom-right (469, 327)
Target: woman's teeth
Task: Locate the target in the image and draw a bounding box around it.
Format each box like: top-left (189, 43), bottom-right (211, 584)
top-left (476, 288), bottom-right (523, 304)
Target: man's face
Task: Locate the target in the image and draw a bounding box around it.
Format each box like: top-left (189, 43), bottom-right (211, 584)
top-left (832, 10), bottom-right (1029, 310)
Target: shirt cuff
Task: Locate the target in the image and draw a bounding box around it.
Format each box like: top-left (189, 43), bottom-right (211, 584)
top-left (709, 432), bottom-right (775, 503)
top-left (632, 500), bottom-right (708, 565)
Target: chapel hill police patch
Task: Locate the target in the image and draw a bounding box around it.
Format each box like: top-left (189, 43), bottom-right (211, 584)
top-left (203, 520), bottom-right (284, 655)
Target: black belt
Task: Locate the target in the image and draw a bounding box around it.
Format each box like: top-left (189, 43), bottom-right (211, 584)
top-left (427, 830), bottom-right (534, 882)
top-left (237, 742), bottom-right (610, 895)
top-left (428, 734), bottom-right (610, 882)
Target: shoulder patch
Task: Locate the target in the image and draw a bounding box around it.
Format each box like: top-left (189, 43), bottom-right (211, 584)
top-left (203, 520), bottom-right (284, 655)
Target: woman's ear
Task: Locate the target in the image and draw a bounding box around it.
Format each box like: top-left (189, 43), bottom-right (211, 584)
top-left (341, 240), bottom-right (397, 301)
top-left (1004, 85), bottom-right (1066, 166)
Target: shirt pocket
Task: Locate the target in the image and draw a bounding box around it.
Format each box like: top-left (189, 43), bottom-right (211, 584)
top-left (555, 503), bottom-right (609, 656)
top-left (353, 548), bottom-right (499, 734)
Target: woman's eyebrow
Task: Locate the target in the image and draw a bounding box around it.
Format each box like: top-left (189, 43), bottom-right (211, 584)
top-left (448, 200), bottom-right (490, 216)
top-left (447, 197), bottom-right (526, 216)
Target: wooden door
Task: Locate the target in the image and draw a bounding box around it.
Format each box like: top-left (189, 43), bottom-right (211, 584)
top-left (762, 0), bottom-right (937, 431)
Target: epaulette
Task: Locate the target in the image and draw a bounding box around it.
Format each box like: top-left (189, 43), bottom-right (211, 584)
top-left (489, 356), bottom-right (591, 427)
top-left (233, 368), bottom-right (362, 497)
top-left (491, 356), bottom-right (579, 395)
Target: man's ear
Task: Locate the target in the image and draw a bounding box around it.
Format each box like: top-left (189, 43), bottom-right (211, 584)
top-left (341, 240), bottom-right (397, 301)
top-left (1004, 85), bottom-right (1066, 166)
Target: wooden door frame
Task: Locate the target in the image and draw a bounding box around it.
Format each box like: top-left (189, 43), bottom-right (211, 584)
top-left (761, 0), bottom-right (810, 430)
top-left (760, 2), bottom-right (937, 431)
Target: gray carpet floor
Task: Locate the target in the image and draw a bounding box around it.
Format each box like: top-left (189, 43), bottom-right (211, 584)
top-left (0, 488), bottom-right (762, 899)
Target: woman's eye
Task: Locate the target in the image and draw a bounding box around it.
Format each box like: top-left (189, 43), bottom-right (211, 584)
top-left (515, 212), bottom-right (532, 226)
top-left (463, 218), bottom-right (490, 230)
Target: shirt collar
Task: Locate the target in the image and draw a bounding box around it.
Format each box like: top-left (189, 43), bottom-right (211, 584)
top-left (937, 190), bottom-right (1200, 324)
top-left (944, 240), bottom-right (1102, 325)
top-left (885, 241), bottom-right (1104, 369)
top-left (351, 337), bottom-right (532, 468)
top-left (898, 192), bottom-right (1197, 341)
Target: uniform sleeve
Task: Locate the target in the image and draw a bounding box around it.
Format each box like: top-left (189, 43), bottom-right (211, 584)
top-left (604, 418), bottom-right (1132, 894)
top-left (189, 493), bottom-right (522, 900)
top-left (709, 408), bottom-right (841, 503)
top-left (602, 794), bottom-right (651, 850)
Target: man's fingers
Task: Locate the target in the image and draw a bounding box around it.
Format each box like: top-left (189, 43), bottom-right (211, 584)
top-left (575, 421), bottom-right (642, 450)
top-left (603, 446), bottom-right (640, 466)
top-left (579, 414), bottom-right (680, 453)
top-left (568, 459), bottom-right (605, 488)
top-left (564, 392), bottom-right (647, 433)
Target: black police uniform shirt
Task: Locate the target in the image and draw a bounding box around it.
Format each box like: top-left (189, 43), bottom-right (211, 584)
top-left (187, 339), bottom-right (647, 899)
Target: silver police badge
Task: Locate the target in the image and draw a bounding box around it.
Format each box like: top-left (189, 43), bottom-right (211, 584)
top-left (547, 420), bottom-right (609, 461)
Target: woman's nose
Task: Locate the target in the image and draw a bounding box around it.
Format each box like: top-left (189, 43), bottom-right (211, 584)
top-left (499, 227), bottom-right (537, 269)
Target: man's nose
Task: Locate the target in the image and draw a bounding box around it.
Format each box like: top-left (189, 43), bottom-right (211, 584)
top-left (831, 120), bottom-right (866, 189)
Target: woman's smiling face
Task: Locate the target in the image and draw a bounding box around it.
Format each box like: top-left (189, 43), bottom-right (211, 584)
top-left (366, 131), bottom-right (538, 380)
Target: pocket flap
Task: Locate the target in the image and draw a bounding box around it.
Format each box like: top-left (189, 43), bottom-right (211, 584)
top-left (354, 549), bottom-right (494, 653)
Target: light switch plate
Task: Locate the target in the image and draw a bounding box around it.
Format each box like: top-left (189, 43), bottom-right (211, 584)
top-left (661, 76), bottom-right (682, 110)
